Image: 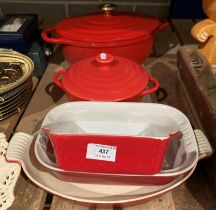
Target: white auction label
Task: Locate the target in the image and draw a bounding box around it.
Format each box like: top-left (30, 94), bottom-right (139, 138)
top-left (86, 143), bottom-right (117, 162)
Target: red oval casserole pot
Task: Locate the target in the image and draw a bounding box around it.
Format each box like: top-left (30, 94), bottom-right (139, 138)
top-left (42, 4), bottom-right (168, 64)
top-left (53, 53), bottom-right (159, 102)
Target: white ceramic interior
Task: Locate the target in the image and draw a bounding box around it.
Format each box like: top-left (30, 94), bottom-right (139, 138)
top-left (35, 102), bottom-right (198, 179)
top-left (6, 132), bottom-right (197, 205)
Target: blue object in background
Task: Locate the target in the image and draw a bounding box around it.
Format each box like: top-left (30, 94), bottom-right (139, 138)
top-left (170, 0), bottom-right (206, 20)
top-left (27, 42), bottom-right (47, 77)
top-left (0, 14), bottom-right (39, 53)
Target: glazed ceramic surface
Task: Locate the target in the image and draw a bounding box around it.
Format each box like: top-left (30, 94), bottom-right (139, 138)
top-left (0, 79), bottom-right (30, 103)
top-left (0, 88), bottom-right (32, 120)
top-left (0, 50), bottom-right (34, 94)
top-left (41, 4), bottom-right (168, 64)
top-left (6, 132), bottom-right (197, 206)
top-left (0, 83), bottom-right (32, 111)
top-left (34, 102), bottom-right (199, 184)
top-left (53, 53), bottom-right (159, 102)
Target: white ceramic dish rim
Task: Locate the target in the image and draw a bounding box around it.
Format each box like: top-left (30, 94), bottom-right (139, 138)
top-left (6, 132), bottom-right (197, 204)
top-left (35, 102), bottom-right (199, 177)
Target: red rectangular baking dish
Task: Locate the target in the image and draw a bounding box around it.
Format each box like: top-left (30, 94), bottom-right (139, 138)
top-left (41, 129), bottom-right (180, 175)
top-left (34, 102), bottom-right (200, 182)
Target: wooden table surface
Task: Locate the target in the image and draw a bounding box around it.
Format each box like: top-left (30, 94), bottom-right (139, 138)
top-left (1, 19), bottom-right (216, 210)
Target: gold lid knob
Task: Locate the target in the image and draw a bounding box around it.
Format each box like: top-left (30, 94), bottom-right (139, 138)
top-left (99, 3), bottom-right (117, 15)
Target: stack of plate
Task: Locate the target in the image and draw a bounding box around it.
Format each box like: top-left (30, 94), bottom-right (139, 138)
top-left (0, 49), bottom-right (34, 120)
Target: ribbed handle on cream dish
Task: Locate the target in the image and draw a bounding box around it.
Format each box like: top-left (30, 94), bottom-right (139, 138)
top-left (6, 132), bottom-right (34, 164)
top-left (194, 129), bottom-right (213, 160)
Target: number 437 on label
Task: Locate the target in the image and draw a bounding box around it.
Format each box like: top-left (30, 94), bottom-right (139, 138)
top-left (86, 143), bottom-right (117, 162)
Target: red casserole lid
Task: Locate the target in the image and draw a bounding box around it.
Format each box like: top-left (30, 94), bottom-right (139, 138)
top-left (45, 4), bottom-right (167, 47)
top-left (53, 53), bottom-right (159, 101)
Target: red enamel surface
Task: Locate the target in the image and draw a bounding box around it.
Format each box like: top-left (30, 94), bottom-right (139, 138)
top-left (53, 54), bottom-right (157, 101)
top-left (54, 12), bottom-right (160, 44)
top-left (50, 133), bottom-right (170, 175)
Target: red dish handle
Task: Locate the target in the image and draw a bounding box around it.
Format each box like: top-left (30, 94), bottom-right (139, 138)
top-left (53, 69), bottom-right (65, 89)
top-left (140, 76), bottom-right (160, 96)
top-left (157, 18), bottom-right (169, 32)
top-left (41, 27), bottom-right (74, 45)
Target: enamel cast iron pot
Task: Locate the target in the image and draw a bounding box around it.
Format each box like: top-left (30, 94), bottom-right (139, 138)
top-left (41, 4), bottom-right (168, 64)
top-left (53, 53), bottom-right (159, 102)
